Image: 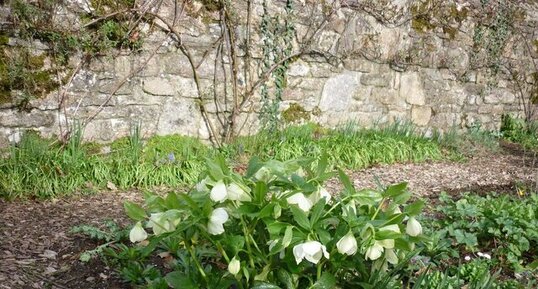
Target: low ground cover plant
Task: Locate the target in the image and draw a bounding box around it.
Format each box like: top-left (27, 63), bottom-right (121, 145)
top-left (108, 155), bottom-right (427, 288)
top-left (500, 114), bottom-right (538, 151)
top-left (421, 192), bottom-right (538, 288)
top-left (0, 122), bottom-right (445, 199)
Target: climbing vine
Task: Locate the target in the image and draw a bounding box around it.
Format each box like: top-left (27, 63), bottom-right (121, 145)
top-left (259, 0), bottom-right (295, 133)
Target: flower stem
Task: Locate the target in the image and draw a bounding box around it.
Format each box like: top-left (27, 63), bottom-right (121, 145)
top-left (371, 198), bottom-right (386, 220)
top-left (187, 244), bottom-right (208, 281)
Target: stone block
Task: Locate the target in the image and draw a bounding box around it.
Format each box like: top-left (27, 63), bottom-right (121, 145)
top-left (411, 106), bottom-right (432, 126)
top-left (371, 87), bottom-right (405, 107)
top-left (0, 110), bottom-right (55, 128)
top-left (143, 77), bottom-right (175, 96)
top-left (360, 73), bottom-right (392, 87)
top-left (319, 71), bottom-right (360, 112)
top-left (157, 97), bottom-right (202, 136)
top-left (288, 60), bottom-right (310, 77)
top-left (401, 72), bottom-right (426, 105)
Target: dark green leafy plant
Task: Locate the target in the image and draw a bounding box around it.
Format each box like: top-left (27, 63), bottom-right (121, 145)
top-left (113, 155), bottom-right (427, 288)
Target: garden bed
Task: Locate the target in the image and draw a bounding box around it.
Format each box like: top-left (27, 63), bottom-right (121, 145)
top-left (0, 145), bottom-right (536, 289)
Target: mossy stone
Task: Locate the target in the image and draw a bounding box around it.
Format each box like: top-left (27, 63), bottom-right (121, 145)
top-left (282, 103), bottom-right (310, 123)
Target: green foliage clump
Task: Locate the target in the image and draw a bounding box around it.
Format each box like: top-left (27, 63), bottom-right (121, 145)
top-left (0, 131), bottom-right (209, 199)
top-left (226, 122), bottom-right (444, 170)
top-left (431, 192), bottom-right (538, 274)
top-left (110, 155), bottom-right (427, 288)
top-left (0, 123), bottom-right (447, 199)
top-left (500, 114), bottom-right (538, 151)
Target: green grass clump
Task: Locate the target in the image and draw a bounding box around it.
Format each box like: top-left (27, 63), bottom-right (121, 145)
top-left (0, 130), bottom-right (210, 199)
top-left (225, 122), bottom-right (444, 169)
top-left (0, 122), bottom-right (447, 199)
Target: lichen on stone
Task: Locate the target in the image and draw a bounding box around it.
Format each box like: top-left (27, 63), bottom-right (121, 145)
top-left (282, 103), bottom-right (310, 123)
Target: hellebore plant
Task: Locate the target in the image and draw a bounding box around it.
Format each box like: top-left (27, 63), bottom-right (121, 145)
top-left (122, 155), bottom-right (426, 288)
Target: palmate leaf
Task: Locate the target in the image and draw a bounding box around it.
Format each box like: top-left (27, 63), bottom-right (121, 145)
top-left (165, 271), bottom-right (198, 289)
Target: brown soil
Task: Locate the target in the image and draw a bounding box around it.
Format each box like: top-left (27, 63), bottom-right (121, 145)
top-left (0, 145), bottom-right (536, 289)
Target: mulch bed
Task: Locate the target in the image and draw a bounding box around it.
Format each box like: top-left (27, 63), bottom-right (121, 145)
top-left (1, 145), bottom-right (536, 289)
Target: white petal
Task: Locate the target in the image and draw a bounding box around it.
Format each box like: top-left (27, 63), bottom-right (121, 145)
top-left (207, 221), bottom-right (225, 235)
top-left (210, 208), bottom-right (229, 224)
top-left (207, 208), bottom-right (229, 235)
top-left (268, 239), bottom-right (279, 251)
top-left (385, 248), bottom-right (398, 264)
top-left (378, 239), bottom-right (395, 249)
top-left (228, 257), bottom-right (240, 275)
top-left (406, 217), bottom-right (422, 237)
top-left (321, 245), bottom-right (330, 259)
top-left (210, 181), bottom-right (228, 203)
top-left (254, 167), bottom-right (272, 182)
top-left (149, 213), bottom-right (169, 235)
top-left (365, 242), bottom-right (384, 260)
top-left (196, 177), bottom-right (209, 192)
top-left (318, 186), bottom-right (331, 203)
top-left (293, 243), bottom-right (305, 264)
top-left (129, 222), bottom-right (148, 243)
top-left (380, 224), bottom-right (400, 233)
top-left (227, 183), bottom-right (251, 202)
top-left (337, 232), bottom-right (358, 255)
top-left (287, 193), bottom-right (313, 212)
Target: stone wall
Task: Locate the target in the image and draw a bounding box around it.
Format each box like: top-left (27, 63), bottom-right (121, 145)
top-left (0, 0), bottom-right (537, 146)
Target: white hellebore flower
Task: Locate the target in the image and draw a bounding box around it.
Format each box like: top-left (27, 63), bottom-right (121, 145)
top-left (365, 241), bottom-right (384, 261)
top-left (207, 207), bottom-right (229, 235)
top-left (342, 200), bottom-right (357, 217)
top-left (287, 193), bottom-right (313, 212)
top-left (385, 248), bottom-right (398, 264)
top-left (254, 166), bottom-right (272, 182)
top-left (148, 213), bottom-right (179, 235)
top-left (129, 222), bottom-right (148, 243)
top-left (227, 183), bottom-right (251, 202)
top-left (228, 256), bottom-right (241, 275)
top-left (336, 232), bottom-right (358, 256)
top-left (406, 217), bottom-right (422, 237)
top-left (196, 177), bottom-right (210, 192)
top-left (293, 241), bottom-right (330, 264)
top-left (309, 186), bottom-right (331, 204)
top-left (210, 181), bottom-right (228, 203)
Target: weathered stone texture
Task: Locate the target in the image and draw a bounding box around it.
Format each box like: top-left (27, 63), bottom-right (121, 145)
top-left (0, 1), bottom-right (533, 145)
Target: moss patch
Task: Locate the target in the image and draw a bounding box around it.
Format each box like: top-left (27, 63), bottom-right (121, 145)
top-left (282, 103), bottom-right (310, 123)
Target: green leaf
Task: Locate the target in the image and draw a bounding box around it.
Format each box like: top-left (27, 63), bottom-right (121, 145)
top-left (165, 271), bottom-right (198, 289)
top-left (309, 199), bottom-right (325, 226)
top-left (251, 282), bottom-right (281, 289)
top-left (246, 156), bottom-right (263, 178)
top-left (393, 191), bottom-right (412, 205)
top-left (254, 181), bottom-right (269, 203)
top-left (338, 169), bottom-right (356, 196)
top-left (205, 158), bottom-right (225, 180)
top-left (383, 182), bottom-right (408, 198)
top-left (527, 259), bottom-right (538, 270)
top-left (266, 221), bottom-right (287, 236)
top-left (290, 205), bottom-right (310, 230)
top-left (282, 225), bottom-right (293, 247)
top-left (310, 272), bottom-right (336, 289)
top-left (316, 153), bottom-right (329, 176)
top-left (124, 201), bottom-right (146, 221)
top-left (165, 192), bottom-right (181, 210)
top-left (404, 200), bottom-right (425, 216)
top-left (277, 269), bottom-right (294, 289)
